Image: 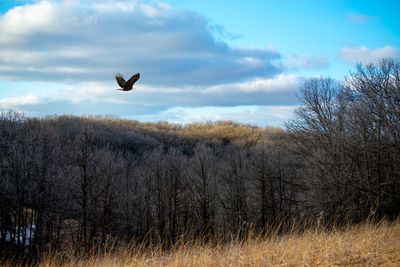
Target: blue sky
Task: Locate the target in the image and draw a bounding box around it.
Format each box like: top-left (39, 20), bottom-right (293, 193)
top-left (0, 0), bottom-right (399, 127)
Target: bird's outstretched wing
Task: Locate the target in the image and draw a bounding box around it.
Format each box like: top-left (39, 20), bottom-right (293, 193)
top-left (126, 73), bottom-right (140, 88)
top-left (115, 73), bottom-right (126, 88)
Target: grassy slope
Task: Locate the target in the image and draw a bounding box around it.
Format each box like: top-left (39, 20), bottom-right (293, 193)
top-left (29, 220), bottom-right (399, 266)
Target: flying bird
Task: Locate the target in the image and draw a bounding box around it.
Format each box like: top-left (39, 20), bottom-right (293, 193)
top-left (115, 73), bottom-right (140, 91)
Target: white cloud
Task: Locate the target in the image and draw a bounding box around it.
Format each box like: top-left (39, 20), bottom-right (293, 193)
top-left (237, 57), bottom-right (265, 68)
top-left (0, 71), bottom-right (302, 113)
top-left (280, 54), bottom-right (329, 69)
top-left (203, 74), bottom-right (302, 94)
top-left (0, 0), bottom-right (280, 86)
top-left (0, 81), bottom-right (127, 110)
top-left (0, 94), bottom-right (41, 107)
top-left (135, 105), bottom-right (298, 127)
top-left (337, 45), bottom-right (399, 65)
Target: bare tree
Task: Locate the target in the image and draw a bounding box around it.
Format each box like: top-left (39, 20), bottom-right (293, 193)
top-left (189, 144), bottom-right (219, 236)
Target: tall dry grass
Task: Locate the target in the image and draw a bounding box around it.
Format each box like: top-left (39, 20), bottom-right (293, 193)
top-left (3, 220), bottom-right (400, 266)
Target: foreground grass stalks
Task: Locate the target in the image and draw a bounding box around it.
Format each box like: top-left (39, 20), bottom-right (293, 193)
top-left (3, 220), bottom-right (400, 266)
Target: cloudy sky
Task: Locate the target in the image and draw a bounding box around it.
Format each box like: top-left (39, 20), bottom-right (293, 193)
top-left (0, 0), bottom-right (399, 127)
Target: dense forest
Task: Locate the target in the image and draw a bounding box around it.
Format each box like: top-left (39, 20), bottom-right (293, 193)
top-left (0, 60), bottom-right (399, 259)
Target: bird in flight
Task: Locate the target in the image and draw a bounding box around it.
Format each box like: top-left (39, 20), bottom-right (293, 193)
top-left (115, 73), bottom-right (140, 91)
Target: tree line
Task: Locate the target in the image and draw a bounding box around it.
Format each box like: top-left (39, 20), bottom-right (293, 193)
top-left (0, 59), bottom-right (399, 257)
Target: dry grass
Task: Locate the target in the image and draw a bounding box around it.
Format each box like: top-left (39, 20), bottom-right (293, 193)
top-left (5, 220), bottom-right (400, 266)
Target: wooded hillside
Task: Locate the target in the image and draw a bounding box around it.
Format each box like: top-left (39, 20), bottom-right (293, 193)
top-left (0, 60), bottom-right (399, 260)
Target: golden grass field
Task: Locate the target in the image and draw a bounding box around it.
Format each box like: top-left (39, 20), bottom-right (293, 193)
top-left (5, 220), bottom-right (400, 266)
